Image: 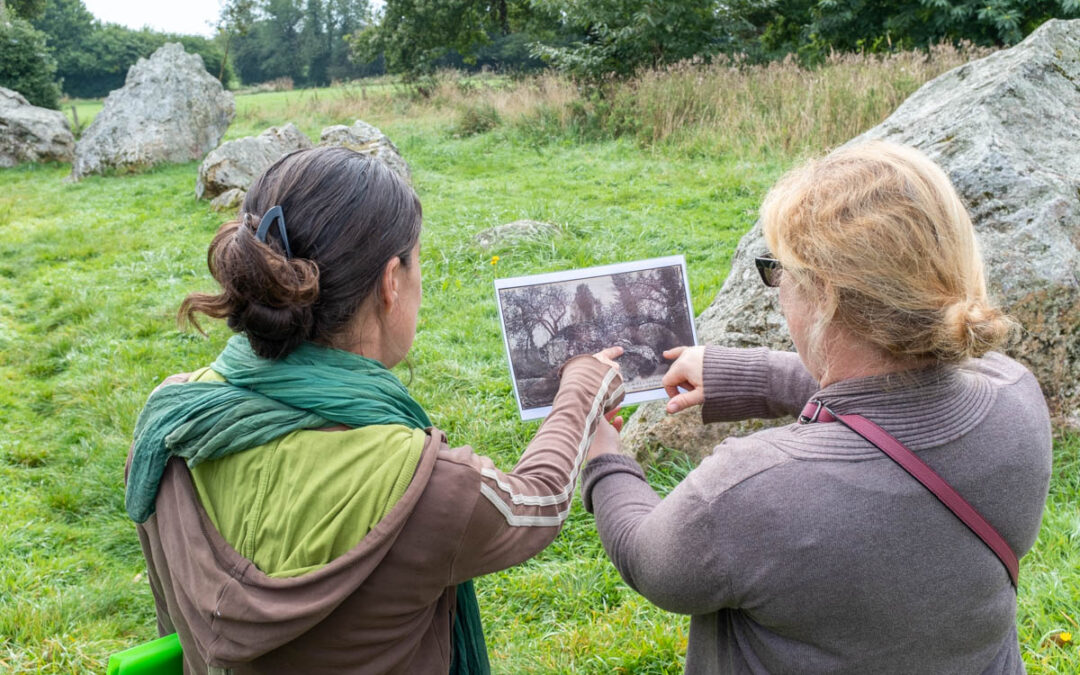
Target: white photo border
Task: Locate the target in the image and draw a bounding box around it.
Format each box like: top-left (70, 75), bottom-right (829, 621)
top-left (494, 255), bottom-right (698, 420)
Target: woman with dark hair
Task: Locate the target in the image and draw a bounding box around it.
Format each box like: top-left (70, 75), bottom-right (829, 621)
top-left (583, 141), bottom-right (1052, 674)
top-left (125, 147), bottom-right (624, 674)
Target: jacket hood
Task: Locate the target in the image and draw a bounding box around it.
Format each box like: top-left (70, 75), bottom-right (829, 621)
top-left (132, 431), bottom-right (442, 668)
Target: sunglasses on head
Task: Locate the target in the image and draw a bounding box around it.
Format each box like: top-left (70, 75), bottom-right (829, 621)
top-left (754, 256), bottom-right (783, 287)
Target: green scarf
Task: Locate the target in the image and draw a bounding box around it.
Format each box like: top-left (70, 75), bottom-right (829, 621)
top-left (127, 335), bottom-right (490, 674)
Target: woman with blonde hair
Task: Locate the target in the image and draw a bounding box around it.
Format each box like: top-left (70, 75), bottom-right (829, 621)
top-left (583, 141), bottom-right (1052, 674)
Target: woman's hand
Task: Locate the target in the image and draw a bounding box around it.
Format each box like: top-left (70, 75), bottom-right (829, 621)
top-left (588, 408), bottom-right (623, 461)
top-left (662, 346), bottom-right (706, 413)
top-left (592, 345), bottom-right (623, 370)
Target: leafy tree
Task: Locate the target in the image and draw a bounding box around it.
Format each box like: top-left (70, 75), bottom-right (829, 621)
top-left (806, 0), bottom-right (1080, 52)
top-left (725, 0), bottom-right (1080, 61)
top-left (349, 0), bottom-right (566, 79)
top-left (531, 0), bottom-right (725, 80)
top-left (300, 0), bottom-right (332, 85)
top-left (230, 0), bottom-right (371, 86)
top-left (326, 0), bottom-right (372, 80)
top-left (216, 0), bottom-right (256, 83)
top-left (2, 0), bottom-right (45, 19)
top-left (0, 7), bottom-right (61, 107)
top-left (350, 0), bottom-right (492, 79)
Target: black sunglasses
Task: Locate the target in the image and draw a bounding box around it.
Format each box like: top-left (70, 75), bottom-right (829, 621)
top-left (754, 256), bottom-right (783, 287)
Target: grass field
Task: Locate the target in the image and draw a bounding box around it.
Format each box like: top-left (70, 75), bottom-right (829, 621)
top-left (4, 63), bottom-right (1078, 672)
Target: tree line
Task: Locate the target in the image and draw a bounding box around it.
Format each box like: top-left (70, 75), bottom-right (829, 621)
top-left (359, 0), bottom-right (1080, 81)
top-left (3, 0), bottom-right (1078, 109)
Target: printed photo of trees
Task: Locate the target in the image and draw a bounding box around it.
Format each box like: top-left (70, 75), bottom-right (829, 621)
top-left (498, 264), bottom-right (695, 410)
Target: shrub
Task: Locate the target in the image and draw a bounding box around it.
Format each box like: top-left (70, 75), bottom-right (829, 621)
top-left (452, 102), bottom-right (502, 137)
top-left (0, 11), bottom-right (62, 109)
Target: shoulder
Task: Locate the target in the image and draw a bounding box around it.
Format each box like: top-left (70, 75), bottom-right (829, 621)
top-left (961, 352), bottom-right (1036, 387)
top-left (684, 430), bottom-right (799, 504)
top-left (961, 352), bottom-right (1048, 417)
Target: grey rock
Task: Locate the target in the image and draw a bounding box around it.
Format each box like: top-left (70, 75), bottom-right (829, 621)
top-left (623, 18), bottom-right (1080, 463)
top-left (318, 120), bottom-right (410, 181)
top-left (70, 43), bottom-right (233, 180)
top-left (196, 123), bottom-right (312, 200)
top-left (475, 220), bottom-right (561, 250)
top-left (209, 188), bottom-right (246, 213)
top-left (0, 87), bottom-right (75, 167)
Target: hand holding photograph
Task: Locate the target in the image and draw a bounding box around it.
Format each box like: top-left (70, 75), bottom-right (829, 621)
top-left (494, 256), bottom-right (698, 420)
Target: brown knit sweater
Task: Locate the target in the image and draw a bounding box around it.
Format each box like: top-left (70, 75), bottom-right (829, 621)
top-left (582, 346), bottom-right (1051, 674)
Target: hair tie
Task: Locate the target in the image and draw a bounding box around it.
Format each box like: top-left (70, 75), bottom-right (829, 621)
top-left (255, 205), bottom-right (292, 259)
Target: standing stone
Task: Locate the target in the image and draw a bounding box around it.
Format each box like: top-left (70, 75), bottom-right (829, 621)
top-left (318, 120), bottom-right (410, 181)
top-left (209, 188), bottom-right (246, 213)
top-left (196, 123), bottom-right (312, 200)
top-left (70, 43), bottom-right (233, 180)
top-left (623, 19), bottom-right (1080, 464)
top-left (0, 87), bottom-right (74, 167)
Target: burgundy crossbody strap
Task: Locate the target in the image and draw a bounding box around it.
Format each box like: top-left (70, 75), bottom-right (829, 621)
top-left (799, 401), bottom-right (1019, 588)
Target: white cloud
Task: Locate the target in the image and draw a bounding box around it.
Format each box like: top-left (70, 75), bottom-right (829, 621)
top-left (82, 0), bottom-right (221, 38)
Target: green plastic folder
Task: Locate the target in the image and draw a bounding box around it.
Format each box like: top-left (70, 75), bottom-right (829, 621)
top-left (106, 633), bottom-right (183, 675)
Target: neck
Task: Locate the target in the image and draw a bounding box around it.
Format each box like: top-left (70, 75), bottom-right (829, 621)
top-left (816, 331), bottom-right (926, 388)
top-left (328, 310), bottom-right (396, 368)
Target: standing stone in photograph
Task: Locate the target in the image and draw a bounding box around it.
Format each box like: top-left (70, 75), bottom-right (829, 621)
top-left (622, 18), bottom-right (1080, 464)
top-left (70, 43), bottom-right (234, 180)
top-left (0, 87), bottom-right (75, 167)
top-left (196, 123), bottom-right (313, 200)
top-left (319, 120), bottom-right (410, 181)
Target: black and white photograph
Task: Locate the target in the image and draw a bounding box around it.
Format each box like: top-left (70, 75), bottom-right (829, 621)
top-left (495, 256), bottom-right (697, 420)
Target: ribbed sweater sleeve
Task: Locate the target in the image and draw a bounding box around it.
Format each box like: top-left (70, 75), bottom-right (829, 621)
top-left (701, 346), bottom-right (819, 424)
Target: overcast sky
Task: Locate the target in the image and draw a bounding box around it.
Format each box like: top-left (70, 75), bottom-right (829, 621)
top-left (80, 1), bottom-right (385, 38)
top-left (82, 0), bottom-right (221, 37)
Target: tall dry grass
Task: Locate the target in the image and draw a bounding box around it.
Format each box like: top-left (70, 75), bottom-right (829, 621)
top-left (613, 42), bottom-right (995, 156)
top-left (235, 43), bottom-right (994, 157)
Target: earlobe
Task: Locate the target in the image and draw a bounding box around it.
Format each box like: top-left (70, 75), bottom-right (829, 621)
top-left (382, 258), bottom-right (400, 312)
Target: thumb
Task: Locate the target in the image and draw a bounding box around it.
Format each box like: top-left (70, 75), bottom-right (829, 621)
top-left (666, 390), bottom-right (703, 414)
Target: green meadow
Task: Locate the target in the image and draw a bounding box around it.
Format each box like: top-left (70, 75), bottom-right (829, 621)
top-left (2, 67), bottom-right (1077, 672)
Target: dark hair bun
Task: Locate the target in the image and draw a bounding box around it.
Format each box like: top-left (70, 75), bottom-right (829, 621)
top-left (180, 219), bottom-right (320, 359)
top-left (179, 148), bottom-right (423, 360)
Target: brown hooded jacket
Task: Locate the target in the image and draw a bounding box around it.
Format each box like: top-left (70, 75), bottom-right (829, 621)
top-left (128, 355), bottom-right (624, 674)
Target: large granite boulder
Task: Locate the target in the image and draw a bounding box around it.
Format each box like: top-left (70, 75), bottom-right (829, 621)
top-left (196, 123), bottom-right (312, 200)
top-left (623, 19), bottom-right (1080, 464)
top-left (318, 120), bottom-right (410, 181)
top-left (0, 87), bottom-right (74, 166)
top-left (70, 43), bottom-right (233, 180)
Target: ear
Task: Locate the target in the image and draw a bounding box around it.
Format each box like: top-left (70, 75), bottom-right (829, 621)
top-left (379, 256), bottom-right (402, 313)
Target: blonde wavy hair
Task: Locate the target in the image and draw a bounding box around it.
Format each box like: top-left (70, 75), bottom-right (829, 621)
top-left (760, 141), bottom-right (1014, 365)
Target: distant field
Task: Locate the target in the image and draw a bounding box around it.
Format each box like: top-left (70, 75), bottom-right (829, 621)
top-left (8, 61), bottom-right (1078, 673)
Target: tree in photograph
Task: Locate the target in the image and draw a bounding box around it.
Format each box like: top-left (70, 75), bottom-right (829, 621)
top-left (501, 285), bottom-right (572, 351)
top-left (571, 283), bottom-right (600, 324)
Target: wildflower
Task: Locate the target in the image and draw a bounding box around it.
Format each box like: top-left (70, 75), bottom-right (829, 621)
top-left (490, 255), bottom-right (500, 265)
top-left (1062, 631), bottom-right (1073, 644)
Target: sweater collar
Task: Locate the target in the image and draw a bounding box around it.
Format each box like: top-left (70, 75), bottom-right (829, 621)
top-left (806, 360), bottom-right (998, 451)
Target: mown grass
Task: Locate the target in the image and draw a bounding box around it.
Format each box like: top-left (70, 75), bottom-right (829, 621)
top-left (7, 55), bottom-right (1078, 672)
